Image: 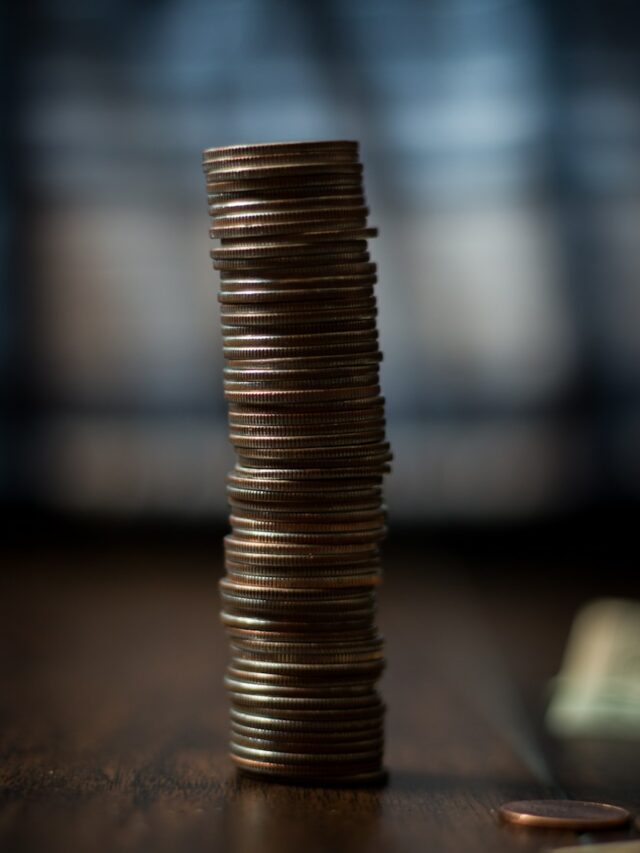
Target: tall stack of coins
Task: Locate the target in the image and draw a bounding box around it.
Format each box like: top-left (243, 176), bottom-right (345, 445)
top-left (202, 140), bottom-right (391, 784)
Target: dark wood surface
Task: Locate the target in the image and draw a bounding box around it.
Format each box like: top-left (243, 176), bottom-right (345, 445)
top-left (1, 539), bottom-right (639, 852)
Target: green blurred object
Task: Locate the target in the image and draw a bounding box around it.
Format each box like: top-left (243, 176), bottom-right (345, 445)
top-left (547, 598), bottom-right (640, 738)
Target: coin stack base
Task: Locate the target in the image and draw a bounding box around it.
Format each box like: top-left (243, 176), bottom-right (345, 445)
top-left (202, 140), bottom-right (391, 785)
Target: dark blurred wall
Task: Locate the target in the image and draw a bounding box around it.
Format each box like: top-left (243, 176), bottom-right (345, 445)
top-left (2, 0), bottom-right (639, 522)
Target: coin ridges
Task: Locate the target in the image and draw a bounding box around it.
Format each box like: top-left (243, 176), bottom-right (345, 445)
top-left (203, 139), bottom-right (389, 784)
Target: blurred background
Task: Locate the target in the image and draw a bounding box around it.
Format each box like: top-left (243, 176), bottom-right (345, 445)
top-left (2, 0), bottom-right (639, 537)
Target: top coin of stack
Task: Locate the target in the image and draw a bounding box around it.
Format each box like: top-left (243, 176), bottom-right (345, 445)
top-left (203, 140), bottom-right (391, 784)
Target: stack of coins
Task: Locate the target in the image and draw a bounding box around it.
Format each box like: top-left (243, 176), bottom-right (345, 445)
top-left (202, 140), bottom-right (391, 784)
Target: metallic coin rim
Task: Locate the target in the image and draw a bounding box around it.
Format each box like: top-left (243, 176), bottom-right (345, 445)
top-left (498, 800), bottom-right (631, 830)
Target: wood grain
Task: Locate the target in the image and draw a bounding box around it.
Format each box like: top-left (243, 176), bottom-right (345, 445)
top-left (1, 541), bottom-right (638, 852)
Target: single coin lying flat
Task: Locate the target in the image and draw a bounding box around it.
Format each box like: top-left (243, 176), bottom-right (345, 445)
top-left (498, 799), bottom-right (631, 830)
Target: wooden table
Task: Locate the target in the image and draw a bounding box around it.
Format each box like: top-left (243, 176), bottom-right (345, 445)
top-left (2, 535), bottom-right (639, 852)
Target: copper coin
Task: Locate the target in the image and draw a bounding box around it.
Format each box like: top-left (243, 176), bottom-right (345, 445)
top-left (498, 800), bottom-right (631, 830)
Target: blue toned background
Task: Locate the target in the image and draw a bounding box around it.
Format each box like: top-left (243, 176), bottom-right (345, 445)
top-left (2, 0), bottom-right (639, 526)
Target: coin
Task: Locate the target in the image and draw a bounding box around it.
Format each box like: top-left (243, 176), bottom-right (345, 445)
top-left (498, 800), bottom-right (631, 830)
top-left (203, 139), bottom-right (389, 784)
top-left (203, 139), bottom-right (358, 155)
top-left (211, 205), bottom-right (368, 222)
